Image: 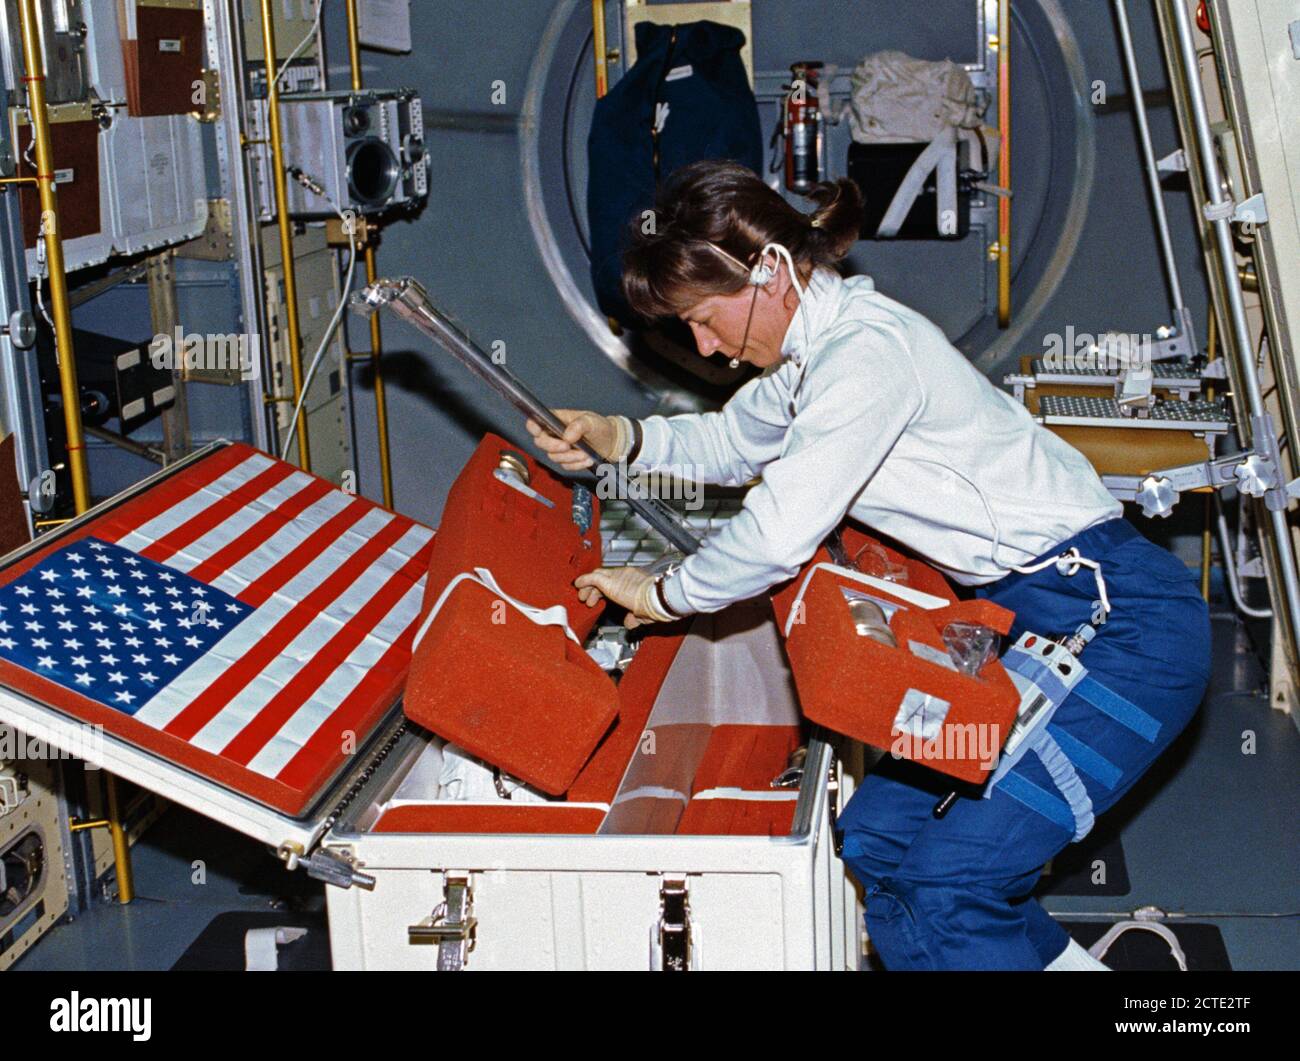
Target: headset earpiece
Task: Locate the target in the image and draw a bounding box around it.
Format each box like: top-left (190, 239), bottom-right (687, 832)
top-left (749, 254), bottom-right (776, 287)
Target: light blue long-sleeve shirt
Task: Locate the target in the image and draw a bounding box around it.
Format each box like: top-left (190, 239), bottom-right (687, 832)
top-left (633, 269), bottom-right (1121, 616)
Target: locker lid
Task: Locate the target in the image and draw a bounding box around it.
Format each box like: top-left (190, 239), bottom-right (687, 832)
top-left (0, 442), bottom-right (431, 857)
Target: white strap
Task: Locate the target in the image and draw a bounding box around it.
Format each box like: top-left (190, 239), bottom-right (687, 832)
top-left (412, 567), bottom-right (581, 652)
top-left (611, 785), bottom-right (689, 806)
top-left (1088, 920), bottom-right (1189, 971)
top-left (244, 926), bottom-right (308, 972)
top-left (876, 126), bottom-right (958, 238)
top-left (783, 561), bottom-right (948, 638)
top-left (1009, 548), bottom-right (1111, 616)
top-left (691, 787), bottom-right (800, 802)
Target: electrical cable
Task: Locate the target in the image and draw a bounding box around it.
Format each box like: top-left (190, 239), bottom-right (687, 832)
top-left (280, 202), bottom-right (358, 461)
top-left (272, 0), bottom-right (326, 90)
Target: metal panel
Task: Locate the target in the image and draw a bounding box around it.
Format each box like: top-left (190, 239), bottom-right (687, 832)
top-left (0, 756), bottom-right (71, 970)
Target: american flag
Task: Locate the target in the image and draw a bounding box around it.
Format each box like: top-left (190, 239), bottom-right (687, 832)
top-left (0, 444), bottom-right (433, 815)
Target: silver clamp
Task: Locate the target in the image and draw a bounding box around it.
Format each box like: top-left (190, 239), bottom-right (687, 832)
top-left (1203, 192), bottom-right (1268, 226)
top-left (1104, 442), bottom-right (1281, 519)
top-left (409, 873), bottom-right (477, 970)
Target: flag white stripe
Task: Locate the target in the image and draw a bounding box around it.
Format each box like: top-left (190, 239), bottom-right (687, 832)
top-left (132, 506), bottom-right (398, 729)
top-left (186, 523), bottom-right (430, 758)
top-left (196, 488), bottom-right (359, 598)
top-left (246, 581), bottom-right (426, 776)
top-left (114, 452), bottom-right (274, 554)
top-left (159, 471), bottom-right (318, 574)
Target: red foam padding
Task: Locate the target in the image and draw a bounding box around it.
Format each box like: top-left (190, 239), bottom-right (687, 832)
top-left (676, 797), bottom-right (797, 836)
top-left (405, 579), bottom-right (619, 795)
top-left (566, 629), bottom-right (688, 804)
top-left (404, 434), bottom-right (622, 795)
top-left (690, 725), bottom-right (802, 795)
top-left (770, 525), bottom-right (1020, 785)
top-left (374, 804), bottom-right (606, 834)
top-left (420, 433), bottom-right (605, 644)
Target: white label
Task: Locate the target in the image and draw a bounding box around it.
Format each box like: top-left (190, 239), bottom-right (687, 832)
top-left (357, 0), bottom-right (412, 53)
top-left (908, 640), bottom-right (958, 671)
top-left (665, 64), bottom-right (694, 82)
top-left (152, 386), bottom-right (176, 406)
top-left (116, 350), bottom-right (141, 371)
top-left (53, 168), bottom-right (74, 185)
top-left (158, 39), bottom-right (182, 53)
top-left (121, 398), bottom-right (146, 421)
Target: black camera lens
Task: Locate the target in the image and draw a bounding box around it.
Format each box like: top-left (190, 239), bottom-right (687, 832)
top-left (346, 138), bottom-right (400, 207)
top-left (342, 105), bottom-right (371, 137)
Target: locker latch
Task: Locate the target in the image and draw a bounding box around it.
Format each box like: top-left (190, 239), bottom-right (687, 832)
top-left (409, 873), bottom-right (477, 971)
top-left (658, 877), bottom-right (692, 972)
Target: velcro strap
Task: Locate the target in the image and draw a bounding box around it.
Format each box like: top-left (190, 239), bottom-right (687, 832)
top-left (1075, 676), bottom-right (1161, 742)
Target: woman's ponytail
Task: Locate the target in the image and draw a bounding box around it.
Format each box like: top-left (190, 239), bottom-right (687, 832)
top-left (805, 179), bottom-right (865, 263)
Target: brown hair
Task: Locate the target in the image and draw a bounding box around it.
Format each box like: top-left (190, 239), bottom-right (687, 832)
top-left (621, 160), bottom-right (863, 320)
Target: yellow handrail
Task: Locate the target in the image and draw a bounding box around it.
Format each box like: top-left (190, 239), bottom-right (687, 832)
top-left (345, 0), bottom-right (395, 508)
top-left (258, 0), bottom-right (312, 471)
top-left (997, 0), bottom-right (1012, 327)
top-left (17, 0), bottom-right (90, 512)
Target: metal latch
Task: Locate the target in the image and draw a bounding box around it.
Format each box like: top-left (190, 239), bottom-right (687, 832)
top-left (0, 771), bottom-right (29, 818)
top-left (657, 877), bottom-right (692, 972)
top-left (409, 873), bottom-right (477, 970)
top-left (278, 843), bottom-right (375, 891)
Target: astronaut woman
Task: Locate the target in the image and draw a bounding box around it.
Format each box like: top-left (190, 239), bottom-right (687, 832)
top-left (526, 160), bottom-right (1210, 971)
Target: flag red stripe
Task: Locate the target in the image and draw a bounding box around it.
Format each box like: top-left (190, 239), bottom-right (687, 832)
top-left (96, 445), bottom-right (258, 546)
top-left (139, 461), bottom-right (300, 564)
top-left (162, 516), bottom-right (415, 741)
top-left (236, 497), bottom-right (373, 609)
top-left (274, 604), bottom-right (420, 792)
top-left (220, 540), bottom-right (433, 764)
top-left (186, 477), bottom-right (335, 588)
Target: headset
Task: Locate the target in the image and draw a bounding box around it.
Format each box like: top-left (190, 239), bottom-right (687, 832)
top-left (703, 241), bottom-right (810, 368)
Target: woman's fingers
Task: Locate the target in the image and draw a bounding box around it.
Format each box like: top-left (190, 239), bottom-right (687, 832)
top-left (525, 410), bottom-right (596, 469)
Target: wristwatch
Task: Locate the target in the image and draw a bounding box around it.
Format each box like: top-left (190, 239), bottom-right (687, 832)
top-left (653, 560), bottom-right (684, 621)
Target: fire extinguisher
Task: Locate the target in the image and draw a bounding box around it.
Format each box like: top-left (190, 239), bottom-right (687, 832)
top-left (783, 61), bottom-right (824, 194)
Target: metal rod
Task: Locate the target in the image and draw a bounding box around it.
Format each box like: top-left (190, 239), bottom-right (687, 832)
top-left (17, 0), bottom-right (90, 514)
top-left (257, 0), bottom-right (311, 472)
top-left (997, 0), bottom-right (1012, 327)
top-left (345, 0), bottom-right (395, 508)
top-left (85, 425), bottom-right (166, 464)
top-left (1167, 0), bottom-right (1300, 658)
top-left (1201, 307), bottom-right (1217, 601)
top-left (355, 277), bottom-right (703, 555)
top-left (1113, 0), bottom-right (1189, 325)
top-left (104, 774), bottom-right (135, 904)
top-left (592, 0), bottom-right (610, 98)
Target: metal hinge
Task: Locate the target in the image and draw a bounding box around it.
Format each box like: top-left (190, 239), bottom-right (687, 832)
top-left (409, 872), bottom-right (477, 970)
top-left (657, 876), bottom-right (692, 972)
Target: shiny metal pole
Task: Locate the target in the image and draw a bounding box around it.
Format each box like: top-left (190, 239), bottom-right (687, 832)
top-left (1113, 0), bottom-right (1190, 330)
top-left (1167, 0), bottom-right (1300, 660)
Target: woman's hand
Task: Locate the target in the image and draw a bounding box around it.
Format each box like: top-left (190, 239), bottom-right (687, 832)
top-left (575, 566), bottom-right (674, 629)
top-left (524, 409), bottom-right (626, 471)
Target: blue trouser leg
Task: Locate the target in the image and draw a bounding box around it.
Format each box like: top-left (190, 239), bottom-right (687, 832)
top-left (840, 757), bottom-right (1070, 967)
top-left (838, 519), bottom-right (1212, 970)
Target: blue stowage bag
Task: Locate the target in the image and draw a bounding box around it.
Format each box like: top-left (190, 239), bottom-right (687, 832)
top-left (587, 20), bottom-right (763, 324)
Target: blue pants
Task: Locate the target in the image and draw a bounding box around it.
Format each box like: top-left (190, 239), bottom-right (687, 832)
top-left (837, 518), bottom-right (1211, 970)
